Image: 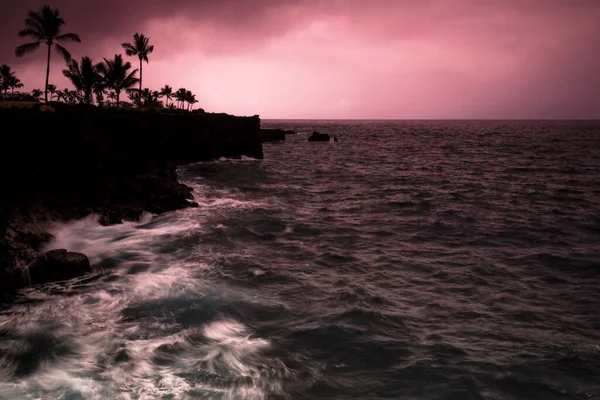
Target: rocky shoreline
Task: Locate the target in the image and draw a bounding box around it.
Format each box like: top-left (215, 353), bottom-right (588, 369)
top-left (0, 105), bottom-right (263, 295)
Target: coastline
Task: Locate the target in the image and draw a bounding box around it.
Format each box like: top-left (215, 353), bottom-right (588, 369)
top-left (0, 105), bottom-right (263, 295)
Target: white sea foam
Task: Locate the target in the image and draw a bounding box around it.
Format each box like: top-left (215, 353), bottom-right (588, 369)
top-left (0, 209), bottom-right (288, 399)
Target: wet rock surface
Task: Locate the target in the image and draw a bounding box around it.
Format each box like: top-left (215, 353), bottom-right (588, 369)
top-left (0, 107), bottom-right (264, 294)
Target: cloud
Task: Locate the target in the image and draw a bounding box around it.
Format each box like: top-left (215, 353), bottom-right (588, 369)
top-left (1, 0), bottom-right (598, 118)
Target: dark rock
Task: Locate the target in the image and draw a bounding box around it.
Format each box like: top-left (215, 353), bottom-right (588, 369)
top-left (308, 131), bottom-right (330, 142)
top-left (0, 107), bottom-right (265, 293)
top-left (115, 348), bottom-right (130, 363)
top-left (259, 129), bottom-right (286, 143)
top-left (283, 130), bottom-right (296, 135)
top-left (334, 137), bottom-right (339, 142)
top-left (25, 249), bottom-right (92, 286)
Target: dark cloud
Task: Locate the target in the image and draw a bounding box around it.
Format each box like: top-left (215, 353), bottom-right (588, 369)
top-left (1, 0), bottom-right (312, 64)
top-left (1, 0), bottom-right (598, 118)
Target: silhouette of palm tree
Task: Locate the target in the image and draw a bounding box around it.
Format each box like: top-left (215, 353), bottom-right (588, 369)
top-left (0, 65), bottom-right (17, 95)
top-left (107, 91), bottom-right (117, 106)
top-left (175, 88), bottom-right (187, 109)
top-left (127, 89), bottom-right (139, 104)
top-left (9, 77), bottom-right (24, 94)
top-left (46, 84), bottom-right (57, 101)
top-left (159, 85), bottom-right (173, 107)
top-left (59, 88), bottom-right (71, 103)
top-left (31, 88), bottom-right (43, 99)
top-left (63, 56), bottom-right (101, 105)
top-left (122, 33), bottom-right (154, 108)
top-left (15, 6), bottom-right (81, 103)
top-left (94, 88), bottom-right (106, 107)
top-left (97, 54), bottom-right (139, 107)
top-left (189, 94), bottom-right (199, 111)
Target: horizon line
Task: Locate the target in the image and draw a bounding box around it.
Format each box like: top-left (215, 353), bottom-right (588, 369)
top-left (261, 118), bottom-right (600, 121)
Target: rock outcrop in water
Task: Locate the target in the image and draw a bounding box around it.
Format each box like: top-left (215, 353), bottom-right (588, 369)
top-left (259, 128), bottom-right (286, 143)
top-left (0, 106), bottom-right (263, 295)
top-left (26, 249), bottom-right (92, 286)
top-left (308, 131), bottom-right (330, 142)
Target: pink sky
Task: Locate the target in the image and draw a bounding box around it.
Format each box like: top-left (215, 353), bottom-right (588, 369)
top-left (2, 0), bottom-right (599, 118)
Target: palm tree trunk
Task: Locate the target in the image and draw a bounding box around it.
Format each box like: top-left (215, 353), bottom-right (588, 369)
top-left (44, 44), bottom-right (51, 103)
top-left (139, 58), bottom-right (143, 108)
top-left (116, 90), bottom-right (120, 107)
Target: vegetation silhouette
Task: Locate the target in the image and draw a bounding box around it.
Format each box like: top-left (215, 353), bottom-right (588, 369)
top-left (1, 65), bottom-right (20, 95)
top-left (6, 6), bottom-right (201, 111)
top-left (122, 33), bottom-right (154, 108)
top-left (97, 54), bottom-right (139, 107)
top-left (159, 85), bottom-right (173, 107)
top-left (15, 5), bottom-right (81, 103)
top-left (62, 56), bottom-right (101, 105)
top-left (46, 84), bottom-right (57, 101)
top-left (31, 88), bottom-right (43, 100)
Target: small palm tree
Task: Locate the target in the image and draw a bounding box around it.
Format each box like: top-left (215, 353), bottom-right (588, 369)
top-left (175, 88), bottom-right (187, 109)
top-left (70, 89), bottom-right (82, 104)
top-left (46, 84), bottom-right (57, 101)
top-left (141, 88), bottom-right (153, 103)
top-left (189, 94), bottom-right (199, 111)
top-left (122, 33), bottom-right (154, 107)
top-left (127, 89), bottom-right (139, 104)
top-left (9, 77), bottom-right (24, 94)
top-left (183, 90), bottom-right (199, 111)
top-left (59, 88), bottom-right (70, 103)
top-left (31, 88), bottom-right (43, 99)
top-left (0, 65), bottom-right (17, 95)
top-left (15, 5), bottom-right (81, 103)
top-left (97, 54), bottom-right (139, 107)
top-left (159, 85), bottom-right (173, 107)
top-left (63, 56), bottom-right (101, 104)
top-left (94, 88), bottom-right (106, 107)
top-left (107, 91), bottom-right (117, 106)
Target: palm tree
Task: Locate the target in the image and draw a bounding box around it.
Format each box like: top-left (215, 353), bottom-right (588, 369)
top-left (94, 87), bottom-right (106, 107)
top-left (141, 88), bottom-right (153, 103)
top-left (183, 90), bottom-right (199, 111)
top-left (97, 54), bottom-right (139, 107)
top-left (143, 89), bottom-right (162, 108)
top-left (63, 56), bottom-right (101, 104)
top-left (46, 84), bottom-right (57, 101)
top-left (122, 33), bottom-right (154, 107)
top-left (159, 85), bottom-right (173, 107)
top-left (0, 65), bottom-right (16, 95)
top-left (127, 89), bottom-right (139, 104)
top-left (189, 94), bottom-right (199, 111)
top-left (15, 5), bottom-right (81, 103)
top-left (69, 89), bottom-right (81, 104)
top-left (58, 88), bottom-right (70, 103)
top-left (31, 88), bottom-right (43, 99)
top-left (175, 88), bottom-right (187, 109)
top-left (107, 91), bottom-right (117, 106)
top-left (9, 77), bottom-right (24, 94)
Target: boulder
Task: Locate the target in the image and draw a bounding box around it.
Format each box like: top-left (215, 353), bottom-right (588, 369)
top-left (308, 131), bottom-right (330, 142)
top-left (259, 129), bottom-right (286, 143)
top-left (25, 249), bottom-right (92, 286)
top-left (283, 130), bottom-right (296, 135)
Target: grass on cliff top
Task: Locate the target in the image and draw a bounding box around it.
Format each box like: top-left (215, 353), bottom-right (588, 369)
top-left (0, 101), bottom-right (40, 108)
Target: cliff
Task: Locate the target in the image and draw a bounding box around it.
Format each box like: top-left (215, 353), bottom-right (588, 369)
top-left (0, 106), bottom-right (263, 294)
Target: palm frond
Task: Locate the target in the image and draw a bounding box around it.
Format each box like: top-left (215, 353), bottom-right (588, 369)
top-left (18, 28), bottom-right (45, 41)
top-left (15, 42), bottom-right (41, 57)
top-left (124, 69), bottom-right (139, 85)
top-left (54, 43), bottom-right (72, 62)
top-left (122, 43), bottom-right (137, 56)
top-left (56, 33), bottom-right (81, 43)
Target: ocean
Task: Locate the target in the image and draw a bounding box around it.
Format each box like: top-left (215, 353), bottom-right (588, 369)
top-left (0, 120), bottom-right (599, 399)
